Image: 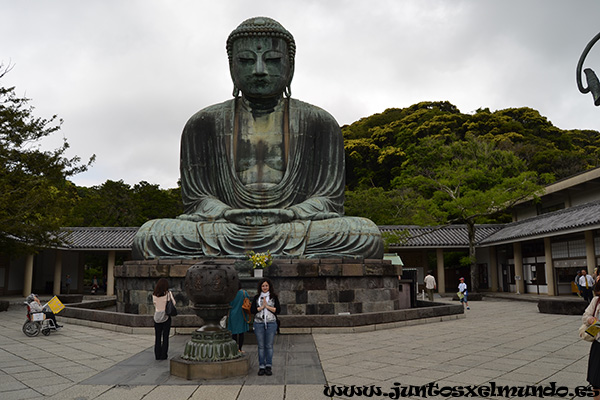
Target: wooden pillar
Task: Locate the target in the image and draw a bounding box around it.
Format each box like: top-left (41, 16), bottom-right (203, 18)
top-left (53, 251), bottom-right (62, 295)
top-left (586, 231), bottom-right (596, 275)
top-left (544, 237), bottom-right (555, 296)
top-left (489, 246), bottom-right (498, 292)
top-left (107, 250), bottom-right (115, 296)
top-left (23, 254), bottom-right (34, 297)
top-left (514, 242), bottom-right (524, 294)
top-left (436, 248), bottom-right (445, 295)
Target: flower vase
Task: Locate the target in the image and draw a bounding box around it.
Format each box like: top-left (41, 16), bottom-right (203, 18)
top-left (254, 269), bottom-right (263, 278)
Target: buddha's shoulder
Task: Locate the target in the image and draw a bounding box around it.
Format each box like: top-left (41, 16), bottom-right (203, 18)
top-left (289, 98), bottom-right (339, 125)
top-left (184, 98), bottom-right (339, 126)
top-left (186, 99), bottom-right (235, 124)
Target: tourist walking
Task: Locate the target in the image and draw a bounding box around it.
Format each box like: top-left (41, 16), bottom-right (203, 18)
top-left (250, 278), bottom-right (281, 376)
top-left (152, 278), bottom-right (173, 360)
top-left (458, 277), bottom-right (470, 310)
top-left (91, 275), bottom-right (99, 294)
top-left (580, 270), bottom-right (595, 303)
top-left (423, 271), bottom-right (436, 301)
top-left (576, 271), bottom-right (583, 297)
top-left (228, 282), bottom-right (250, 352)
top-left (582, 281), bottom-right (600, 400)
top-left (65, 274), bottom-right (72, 294)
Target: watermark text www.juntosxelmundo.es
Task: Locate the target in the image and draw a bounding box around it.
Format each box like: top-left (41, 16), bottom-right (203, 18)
top-left (323, 382), bottom-right (599, 398)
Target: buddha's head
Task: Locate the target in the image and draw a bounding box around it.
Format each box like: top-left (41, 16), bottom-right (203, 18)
top-left (227, 17), bottom-right (295, 100)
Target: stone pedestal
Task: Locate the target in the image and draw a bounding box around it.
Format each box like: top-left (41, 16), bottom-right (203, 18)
top-left (181, 327), bottom-right (240, 361)
top-left (114, 259), bottom-right (247, 314)
top-left (170, 355), bottom-right (249, 380)
top-left (268, 258), bottom-right (401, 314)
top-left (115, 258), bottom-right (402, 316)
top-left (170, 262), bottom-right (248, 379)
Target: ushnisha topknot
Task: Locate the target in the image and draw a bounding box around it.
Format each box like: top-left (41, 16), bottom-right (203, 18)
top-left (226, 17), bottom-right (296, 65)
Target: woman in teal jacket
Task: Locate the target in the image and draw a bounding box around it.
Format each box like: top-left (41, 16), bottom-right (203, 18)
top-left (228, 282), bottom-right (250, 352)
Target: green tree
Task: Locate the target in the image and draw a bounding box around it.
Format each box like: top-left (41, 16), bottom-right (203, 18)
top-left (0, 66), bottom-right (94, 254)
top-left (66, 180), bottom-right (182, 227)
top-left (343, 102), bottom-right (600, 193)
top-left (345, 187), bottom-right (427, 226)
top-left (392, 135), bottom-right (545, 291)
top-left (132, 181), bottom-right (182, 224)
top-left (66, 180), bottom-right (137, 226)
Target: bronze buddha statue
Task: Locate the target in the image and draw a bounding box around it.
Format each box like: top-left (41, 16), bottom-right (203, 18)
top-left (132, 17), bottom-right (383, 260)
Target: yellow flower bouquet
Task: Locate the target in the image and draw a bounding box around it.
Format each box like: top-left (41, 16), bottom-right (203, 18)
top-left (247, 251), bottom-right (273, 269)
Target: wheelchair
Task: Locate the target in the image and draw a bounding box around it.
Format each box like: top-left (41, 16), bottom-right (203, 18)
top-left (22, 302), bottom-right (60, 337)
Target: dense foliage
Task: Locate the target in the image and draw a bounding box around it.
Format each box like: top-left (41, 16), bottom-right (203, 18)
top-left (65, 180), bottom-right (182, 227)
top-left (342, 101), bottom-right (600, 289)
top-left (0, 67), bottom-right (94, 254)
top-left (343, 101), bottom-right (600, 225)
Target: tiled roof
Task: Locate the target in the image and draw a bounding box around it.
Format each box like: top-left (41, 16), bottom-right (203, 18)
top-left (54, 225), bottom-right (505, 251)
top-left (56, 227), bottom-right (139, 250)
top-left (52, 201), bottom-right (600, 252)
top-left (379, 225), bottom-right (503, 248)
top-left (479, 200), bottom-right (600, 246)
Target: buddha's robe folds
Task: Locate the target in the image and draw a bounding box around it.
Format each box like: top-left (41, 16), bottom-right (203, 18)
top-left (132, 98), bottom-right (383, 259)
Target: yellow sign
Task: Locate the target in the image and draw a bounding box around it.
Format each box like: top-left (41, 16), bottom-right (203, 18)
top-left (587, 323), bottom-right (600, 339)
top-left (45, 296), bottom-right (65, 314)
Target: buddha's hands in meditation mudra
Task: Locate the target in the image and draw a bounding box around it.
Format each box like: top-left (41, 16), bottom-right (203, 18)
top-left (178, 209), bottom-right (340, 226)
top-left (223, 209), bottom-right (295, 226)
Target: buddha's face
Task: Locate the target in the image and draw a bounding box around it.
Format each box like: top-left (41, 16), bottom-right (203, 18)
top-left (230, 37), bottom-right (291, 100)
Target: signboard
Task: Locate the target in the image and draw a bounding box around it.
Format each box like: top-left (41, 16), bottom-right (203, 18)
top-left (45, 296), bottom-right (65, 314)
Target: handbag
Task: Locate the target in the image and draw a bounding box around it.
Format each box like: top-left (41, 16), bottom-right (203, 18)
top-left (579, 298), bottom-right (599, 342)
top-left (166, 291), bottom-right (178, 317)
top-left (242, 291), bottom-right (252, 322)
top-left (579, 323), bottom-right (596, 342)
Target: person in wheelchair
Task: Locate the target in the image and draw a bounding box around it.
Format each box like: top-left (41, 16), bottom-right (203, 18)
top-left (26, 294), bottom-right (62, 328)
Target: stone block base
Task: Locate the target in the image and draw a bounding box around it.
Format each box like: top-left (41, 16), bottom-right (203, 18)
top-left (170, 355), bottom-right (249, 380)
top-left (269, 259), bottom-right (401, 314)
top-left (57, 294), bottom-right (84, 304)
top-left (538, 298), bottom-right (588, 315)
top-left (116, 258), bottom-right (402, 315)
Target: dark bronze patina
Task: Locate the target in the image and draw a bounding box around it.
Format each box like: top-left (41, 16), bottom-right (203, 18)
top-left (132, 17), bottom-right (383, 260)
top-left (181, 263), bottom-right (240, 362)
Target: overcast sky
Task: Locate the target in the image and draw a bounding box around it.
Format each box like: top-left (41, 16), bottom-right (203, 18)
top-left (3, 0), bottom-right (600, 189)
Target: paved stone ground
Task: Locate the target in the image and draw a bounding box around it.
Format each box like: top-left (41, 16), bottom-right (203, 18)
top-left (0, 297), bottom-right (593, 399)
top-left (81, 334), bottom-right (325, 386)
top-left (317, 299), bottom-right (590, 399)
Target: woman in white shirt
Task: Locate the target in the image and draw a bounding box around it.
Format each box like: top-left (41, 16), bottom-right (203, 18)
top-left (152, 278), bottom-right (173, 360)
top-left (250, 278), bottom-right (281, 376)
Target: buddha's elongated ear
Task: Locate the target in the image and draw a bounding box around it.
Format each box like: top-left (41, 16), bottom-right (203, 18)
top-left (285, 65), bottom-right (294, 98)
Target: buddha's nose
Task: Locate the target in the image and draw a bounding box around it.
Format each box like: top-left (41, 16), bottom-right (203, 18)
top-left (253, 58), bottom-right (267, 76)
